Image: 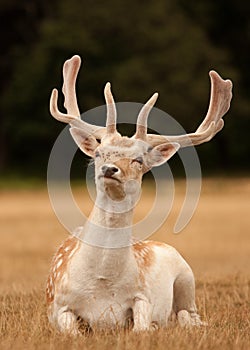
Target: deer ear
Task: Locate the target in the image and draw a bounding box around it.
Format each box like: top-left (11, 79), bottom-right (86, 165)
top-left (70, 127), bottom-right (99, 157)
top-left (147, 142), bottom-right (180, 168)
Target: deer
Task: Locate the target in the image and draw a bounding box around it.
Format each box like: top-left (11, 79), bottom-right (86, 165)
top-left (46, 55), bottom-right (232, 334)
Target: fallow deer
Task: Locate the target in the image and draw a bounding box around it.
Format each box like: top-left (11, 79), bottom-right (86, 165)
top-left (46, 55), bottom-right (232, 334)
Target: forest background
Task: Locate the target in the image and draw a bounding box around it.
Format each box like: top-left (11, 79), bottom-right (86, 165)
top-left (0, 0), bottom-right (249, 179)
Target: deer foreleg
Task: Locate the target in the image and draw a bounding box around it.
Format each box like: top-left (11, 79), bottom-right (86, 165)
top-left (56, 306), bottom-right (80, 335)
top-left (132, 296), bottom-right (152, 332)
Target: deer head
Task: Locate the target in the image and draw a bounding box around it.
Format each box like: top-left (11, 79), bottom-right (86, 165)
top-left (50, 55), bottom-right (232, 207)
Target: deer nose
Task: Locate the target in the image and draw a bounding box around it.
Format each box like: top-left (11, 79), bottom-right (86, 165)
top-left (101, 165), bottom-right (119, 177)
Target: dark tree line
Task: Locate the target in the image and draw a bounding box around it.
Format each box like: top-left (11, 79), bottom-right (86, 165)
top-left (0, 0), bottom-right (249, 177)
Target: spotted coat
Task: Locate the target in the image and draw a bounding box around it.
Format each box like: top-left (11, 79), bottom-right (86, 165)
top-left (46, 237), bottom-right (80, 304)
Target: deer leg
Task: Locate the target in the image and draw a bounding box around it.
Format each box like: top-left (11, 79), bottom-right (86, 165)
top-left (132, 296), bottom-right (152, 332)
top-left (173, 270), bottom-right (205, 327)
top-left (56, 307), bottom-right (80, 335)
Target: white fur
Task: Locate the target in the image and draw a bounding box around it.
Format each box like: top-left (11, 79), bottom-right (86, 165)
top-left (49, 239), bottom-right (204, 332)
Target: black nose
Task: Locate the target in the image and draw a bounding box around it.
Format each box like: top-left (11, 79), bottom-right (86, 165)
top-left (101, 165), bottom-right (119, 177)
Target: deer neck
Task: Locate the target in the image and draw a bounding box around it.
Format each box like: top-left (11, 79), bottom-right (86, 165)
top-left (73, 191), bottom-right (136, 278)
top-left (80, 191), bottom-right (136, 248)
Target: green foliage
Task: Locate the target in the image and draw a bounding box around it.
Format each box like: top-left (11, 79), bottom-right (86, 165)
top-left (0, 0), bottom-right (249, 176)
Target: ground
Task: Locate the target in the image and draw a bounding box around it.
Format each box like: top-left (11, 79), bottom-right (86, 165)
top-left (0, 178), bottom-right (249, 349)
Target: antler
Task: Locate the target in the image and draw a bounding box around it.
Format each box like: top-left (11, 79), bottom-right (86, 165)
top-left (136, 70), bottom-right (233, 147)
top-left (134, 93), bottom-right (159, 141)
top-left (104, 82), bottom-right (118, 135)
top-left (50, 55), bottom-right (118, 138)
top-left (50, 56), bottom-right (232, 146)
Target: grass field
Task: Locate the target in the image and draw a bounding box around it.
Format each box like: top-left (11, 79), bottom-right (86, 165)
top-left (0, 178), bottom-right (249, 349)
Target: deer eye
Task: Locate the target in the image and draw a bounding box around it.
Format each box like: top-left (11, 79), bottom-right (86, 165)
top-left (132, 156), bottom-right (143, 165)
top-left (95, 151), bottom-right (101, 158)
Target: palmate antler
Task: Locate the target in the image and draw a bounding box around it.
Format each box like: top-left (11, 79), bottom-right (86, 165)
top-left (50, 55), bottom-right (233, 147)
top-left (142, 71), bottom-right (233, 147)
top-left (50, 55), bottom-right (120, 138)
top-left (50, 55), bottom-right (105, 138)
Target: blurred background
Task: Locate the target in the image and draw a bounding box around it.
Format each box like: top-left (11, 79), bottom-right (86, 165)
top-left (0, 0), bottom-right (249, 180)
top-left (0, 4), bottom-right (249, 347)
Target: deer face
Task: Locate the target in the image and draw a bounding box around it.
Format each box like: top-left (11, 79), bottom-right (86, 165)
top-left (70, 129), bottom-right (179, 202)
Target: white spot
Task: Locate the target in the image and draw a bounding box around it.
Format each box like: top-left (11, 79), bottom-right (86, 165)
top-left (56, 259), bottom-right (63, 269)
top-left (68, 248), bottom-right (76, 258)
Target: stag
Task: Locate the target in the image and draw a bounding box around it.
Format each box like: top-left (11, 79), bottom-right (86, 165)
top-left (46, 55), bottom-right (232, 334)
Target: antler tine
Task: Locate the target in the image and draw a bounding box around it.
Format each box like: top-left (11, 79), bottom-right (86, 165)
top-left (50, 55), bottom-right (106, 139)
top-left (146, 71), bottom-right (233, 147)
top-left (62, 55), bottom-right (81, 117)
top-left (50, 88), bottom-right (105, 135)
top-left (196, 70), bottom-right (232, 133)
top-left (134, 93), bottom-right (159, 141)
top-left (104, 82), bottom-right (117, 134)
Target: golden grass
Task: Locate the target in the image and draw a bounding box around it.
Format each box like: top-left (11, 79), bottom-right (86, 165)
top-left (0, 178), bottom-right (249, 349)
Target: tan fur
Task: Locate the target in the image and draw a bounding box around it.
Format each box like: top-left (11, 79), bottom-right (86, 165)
top-left (132, 241), bottom-right (155, 270)
top-left (132, 241), bottom-right (155, 284)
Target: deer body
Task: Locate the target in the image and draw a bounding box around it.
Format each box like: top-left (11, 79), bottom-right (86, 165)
top-left (47, 55), bottom-right (232, 333)
top-left (47, 235), bottom-right (197, 332)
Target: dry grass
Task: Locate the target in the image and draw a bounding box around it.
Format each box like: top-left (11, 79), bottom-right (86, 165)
top-left (0, 178), bottom-right (249, 349)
